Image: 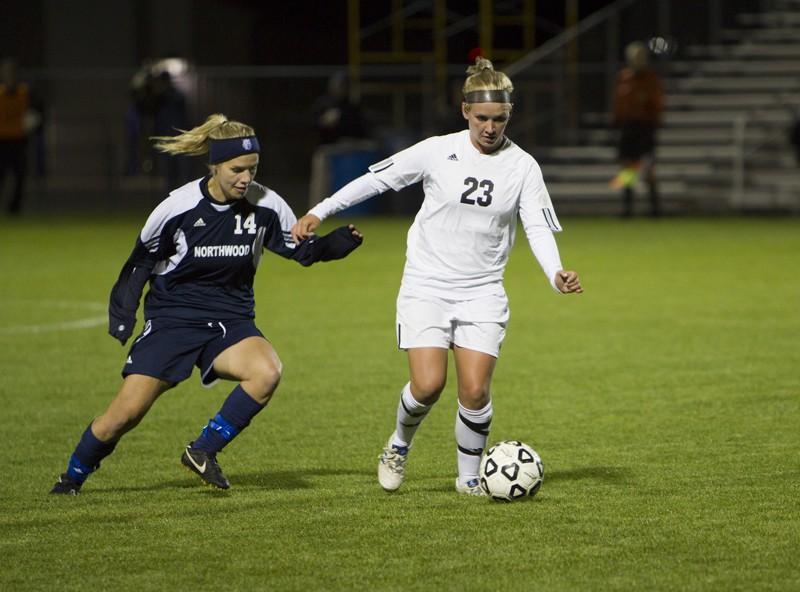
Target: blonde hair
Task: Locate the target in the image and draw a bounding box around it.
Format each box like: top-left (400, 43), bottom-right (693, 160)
top-left (151, 113), bottom-right (255, 156)
top-left (462, 57), bottom-right (514, 100)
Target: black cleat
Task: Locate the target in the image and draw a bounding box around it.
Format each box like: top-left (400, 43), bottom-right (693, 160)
top-left (181, 446), bottom-right (230, 490)
top-left (50, 473), bottom-right (82, 495)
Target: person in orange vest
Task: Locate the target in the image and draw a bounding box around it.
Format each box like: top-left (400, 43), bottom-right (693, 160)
top-left (611, 42), bottom-right (664, 217)
top-left (0, 58), bottom-right (40, 215)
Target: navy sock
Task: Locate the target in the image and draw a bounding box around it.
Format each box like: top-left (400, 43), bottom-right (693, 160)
top-left (66, 424), bottom-right (118, 484)
top-left (191, 385), bottom-right (265, 454)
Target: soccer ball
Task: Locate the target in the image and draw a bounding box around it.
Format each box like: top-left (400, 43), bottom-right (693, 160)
top-left (479, 440), bottom-right (544, 502)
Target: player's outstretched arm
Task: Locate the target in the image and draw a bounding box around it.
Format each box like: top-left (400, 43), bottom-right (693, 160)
top-left (292, 170), bottom-right (389, 243)
top-left (291, 214), bottom-right (321, 243)
top-left (555, 270), bottom-right (583, 294)
top-left (289, 224), bottom-right (363, 266)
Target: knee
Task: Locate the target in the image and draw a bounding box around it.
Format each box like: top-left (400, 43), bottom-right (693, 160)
top-left (458, 383), bottom-right (490, 410)
top-left (410, 376), bottom-right (446, 405)
top-left (94, 407), bottom-right (143, 441)
top-left (245, 360), bottom-right (283, 402)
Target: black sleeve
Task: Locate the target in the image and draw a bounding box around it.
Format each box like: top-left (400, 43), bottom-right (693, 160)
top-left (108, 238), bottom-right (159, 345)
top-left (289, 226), bottom-right (363, 267)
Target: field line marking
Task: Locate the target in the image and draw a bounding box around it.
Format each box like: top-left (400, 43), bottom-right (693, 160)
top-left (0, 316), bottom-right (108, 335)
top-left (0, 300), bottom-right (107, 335)
top-left (2, 299), bottom-right (105, 312)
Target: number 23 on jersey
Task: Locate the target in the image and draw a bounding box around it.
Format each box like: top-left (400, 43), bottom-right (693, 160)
top-left (460, 177), bottom-right (494, 207)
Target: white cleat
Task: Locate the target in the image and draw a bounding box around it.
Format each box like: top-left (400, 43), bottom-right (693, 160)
top-left (378, 441), bottom-right (409, 491)
top-left (455, 477), bottom-right (485, 497)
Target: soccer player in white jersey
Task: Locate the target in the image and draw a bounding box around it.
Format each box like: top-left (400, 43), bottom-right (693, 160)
top-left (50, 114), bottom-right (362, 495)
top-left (292, 58), bottom-right (582, 496)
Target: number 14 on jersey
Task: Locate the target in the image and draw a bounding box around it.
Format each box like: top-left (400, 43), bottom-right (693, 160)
top-left (234, 213), bottom-right (257, 234)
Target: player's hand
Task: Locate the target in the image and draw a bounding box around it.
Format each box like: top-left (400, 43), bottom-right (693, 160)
top-left (347, 224), bottom-right (364, 243)
top-left (555, 270), bottom-right (583, 294)
top-left (109, 316), bottom-right (135, 345)
top-left (291, 214), bottom-right (321, 244)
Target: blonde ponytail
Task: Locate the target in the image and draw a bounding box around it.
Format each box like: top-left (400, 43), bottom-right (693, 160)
top-left (151, 113), bottom-right (255, 156)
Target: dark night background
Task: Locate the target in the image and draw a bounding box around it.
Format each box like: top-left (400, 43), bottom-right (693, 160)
top-left (0, 0), bottom-right (760, 215)
top-left (0, 0), bottom-right (624, 213)
top-left (2, 0), bottom-right (618, 68)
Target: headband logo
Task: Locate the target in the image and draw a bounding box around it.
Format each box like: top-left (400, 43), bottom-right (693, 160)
top-left (209, 135), bottom-right (260, 163)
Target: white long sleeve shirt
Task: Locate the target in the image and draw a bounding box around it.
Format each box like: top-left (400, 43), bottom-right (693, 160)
top-left (309, 130), bottom-right (564, 298)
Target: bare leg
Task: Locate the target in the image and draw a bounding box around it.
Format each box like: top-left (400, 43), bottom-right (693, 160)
top-left (181, 336), bottom-right (282, 489)
top-left (407, 347), bottom-right (448, 405)
top-left (51, 374), bottom-right (172, 493)
top-left (453, 346), bottom-right (496, 409)
top-left (212, 336), bottom-right (282, 404)
top-left (92, 374), bottom-right (173, 441)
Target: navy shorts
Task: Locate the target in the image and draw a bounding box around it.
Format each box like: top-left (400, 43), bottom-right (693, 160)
top-left (122, 318), bottom-right (264, 387)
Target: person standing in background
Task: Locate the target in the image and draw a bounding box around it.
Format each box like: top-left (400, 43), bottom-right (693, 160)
top-left (0, 58), bottom-right (41, 216)
top-left (152, 71), bottom-right (191, 188)
top-left (790, 108), bottom-right (800, 165)
top-left (611, 42), bottom-right (664, 217)
top-left (307, 71), bottom-right (371, 209)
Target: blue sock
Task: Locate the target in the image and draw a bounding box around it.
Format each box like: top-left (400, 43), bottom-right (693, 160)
top-left (66, 425), bottom-right (118, 484)
top-left (191, 385), bottom-right (265, 454)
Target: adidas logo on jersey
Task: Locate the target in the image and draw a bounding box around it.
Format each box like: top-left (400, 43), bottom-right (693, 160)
top-left (447, 153), bottom-right (458, 161)
top-left (193, 218), bottom-right (206, 227)
top-left (126, 356), bottom-right (133, 364)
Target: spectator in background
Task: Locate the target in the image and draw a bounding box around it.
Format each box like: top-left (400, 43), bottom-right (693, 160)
top-left (611, 41), bottom-right (664, 217)
top-left (125, 61), bottom-right (155, 176)
top-left (312, 70), bottom-right (367, 145)
top-left (790, 109), bottom-right (800, 165)
top-left (125, 63), bottom-right (190, 188)
top-left (435, 80), bottom-right (470, 136)
top-left (151, 71), bottom-right (190, 188)
top-left (308, 71), bottom-right (371, 208)
top-left (0, 58), bottom-right (41, 215)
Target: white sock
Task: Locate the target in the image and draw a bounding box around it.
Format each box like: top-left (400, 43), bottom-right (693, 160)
top-left (390, 382), bottom-right (431, 448)
top-left (455, 400), bottom-right (493, 484)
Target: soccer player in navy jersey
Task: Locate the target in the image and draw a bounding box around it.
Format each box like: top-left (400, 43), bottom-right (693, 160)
top-left (50, 114), bottom-right (362, 494)
top-left (293, 58), bottom-right (581, 496)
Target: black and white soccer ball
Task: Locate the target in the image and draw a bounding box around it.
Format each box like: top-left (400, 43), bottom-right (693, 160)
top-left (479, 440), bottom-right (544, 502)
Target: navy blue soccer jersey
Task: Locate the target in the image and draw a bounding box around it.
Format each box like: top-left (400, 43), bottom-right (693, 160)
top-left (108, 177), bottom-right (360, 340)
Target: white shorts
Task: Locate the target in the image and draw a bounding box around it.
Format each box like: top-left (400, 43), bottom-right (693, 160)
top-left (396, 290), bottom-right (509, 358)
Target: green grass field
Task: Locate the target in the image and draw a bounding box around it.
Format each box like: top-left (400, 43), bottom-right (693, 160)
top-left (1, 215), bottom-right (798, 591)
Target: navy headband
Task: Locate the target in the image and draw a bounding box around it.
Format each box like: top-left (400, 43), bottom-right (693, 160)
top-left (463, 90), bottom-right (512, 104)
top-left (208, 136), bottom-right (260, 164)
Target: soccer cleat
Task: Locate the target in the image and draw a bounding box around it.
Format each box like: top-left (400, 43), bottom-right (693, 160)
top-left (378, 440), bottom-right (409, 492)
top-left (181, 445), bottom-right (230, 490)
top-left (50, 473), bottom-right (82, 495)
top-left (455, 477), bottom-right (485, 497)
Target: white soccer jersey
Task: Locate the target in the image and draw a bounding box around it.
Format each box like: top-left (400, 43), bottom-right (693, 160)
top-left (311, 129), bottom-right (562, 299)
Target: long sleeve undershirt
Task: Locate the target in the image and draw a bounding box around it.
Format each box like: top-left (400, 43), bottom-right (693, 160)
top-left (523, 224), bottom-right (563, 292)
top-left (308, 172), bottom-right (387, 221)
